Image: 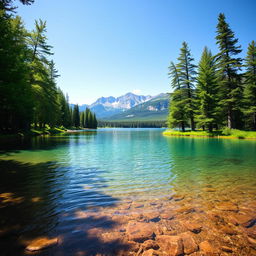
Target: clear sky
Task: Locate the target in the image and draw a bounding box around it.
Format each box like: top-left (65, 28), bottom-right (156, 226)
top-left (17, 0), bottom-right (256, 104)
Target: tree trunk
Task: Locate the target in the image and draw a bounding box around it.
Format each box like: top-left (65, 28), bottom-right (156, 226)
top-left (181, 122), bottom-right (185, 132)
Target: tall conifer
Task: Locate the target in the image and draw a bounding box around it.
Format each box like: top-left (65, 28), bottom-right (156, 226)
top-left (215, 13), bottom-right (243, 129)
top-left (244, 41), bottom-right (256, 130)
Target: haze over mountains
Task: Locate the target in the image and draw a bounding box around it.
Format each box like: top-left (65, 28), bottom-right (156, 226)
top-left (74, 92), bottom-right (170, 121)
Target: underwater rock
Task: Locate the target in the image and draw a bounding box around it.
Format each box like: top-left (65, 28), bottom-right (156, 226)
top-left (26, 237), bottom-right (58, 251)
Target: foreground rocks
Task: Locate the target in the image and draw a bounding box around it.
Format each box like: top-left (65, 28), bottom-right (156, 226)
top-left (25, 237), bottom-right (58, 251)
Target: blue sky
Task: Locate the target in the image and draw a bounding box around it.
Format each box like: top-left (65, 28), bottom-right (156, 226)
top-left (17, 0), bottom-right (256, 104)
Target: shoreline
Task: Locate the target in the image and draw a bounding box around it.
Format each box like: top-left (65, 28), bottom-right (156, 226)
top-left (163, 130), bottom-right (256, 140)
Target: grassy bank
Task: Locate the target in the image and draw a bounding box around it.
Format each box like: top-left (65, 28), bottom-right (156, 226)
top-left (163, 128), bottom-right (256, 139)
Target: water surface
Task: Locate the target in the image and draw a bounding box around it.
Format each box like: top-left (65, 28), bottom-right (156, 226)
top-left (0, 128), bottom-right (255, 255)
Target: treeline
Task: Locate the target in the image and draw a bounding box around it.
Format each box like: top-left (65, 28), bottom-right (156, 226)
top-left (0, 1), bottom-right (97, 132)
top-left (72, 105), bottom-right (97, 129)
top-left (98, 120), bottom-right (166, 128)
top-left (168, 13), bottom-right (256, 132)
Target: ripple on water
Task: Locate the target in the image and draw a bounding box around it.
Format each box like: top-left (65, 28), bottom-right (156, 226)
top-left (0, 129), bottom-right (255, 255)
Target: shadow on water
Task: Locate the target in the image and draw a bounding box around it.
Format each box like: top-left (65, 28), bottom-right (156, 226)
top-left (0, 159), bottom-right (130, 256)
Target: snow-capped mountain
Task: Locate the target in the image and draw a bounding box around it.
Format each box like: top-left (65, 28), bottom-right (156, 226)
top-left (89, 92), bottom-right (152, 118)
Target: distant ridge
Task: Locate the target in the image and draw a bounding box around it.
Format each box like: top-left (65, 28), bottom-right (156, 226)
top-left (71, 92), bottom-right (170, 121)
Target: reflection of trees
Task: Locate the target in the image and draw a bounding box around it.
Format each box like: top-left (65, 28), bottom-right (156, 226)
top-left (0, 159), bottom-right (130, 256)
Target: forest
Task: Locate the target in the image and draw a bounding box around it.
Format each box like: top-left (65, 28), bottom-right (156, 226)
top-left (168, 13), bottom-right (256, 132)
top-left (0, 0), bottom-right (97, 133)
top-left (98, 120), bottom-right (166, 128)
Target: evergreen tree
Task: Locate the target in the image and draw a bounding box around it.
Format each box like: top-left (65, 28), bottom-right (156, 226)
top-left (196, 47), bottom-right (220, 132)
top-left (92, 113), bottom-right (98, 129)
top-left (81, 111), bottom-right (85, 127)
top-left (167, 62), bottom-right (187, 131)
top-left (0, 12), bottom-right (33, 131)
top-left (215, 13), bottom-right (243, 129)
top-left (27, 19), bottom-right (54, 128)
top-left (72, 104), bottom-right (80, 128)
top-left (244, 41), bottom-right (256, 130)
top-left (176, 42), bottom-right (197, 130)
top-left (84, 108), bottom-right (90, 128)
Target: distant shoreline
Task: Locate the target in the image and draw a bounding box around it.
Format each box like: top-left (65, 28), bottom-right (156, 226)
top-left (163, 129), bottom-right (256, 140)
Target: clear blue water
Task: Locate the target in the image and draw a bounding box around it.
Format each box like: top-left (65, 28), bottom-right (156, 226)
top-left (0, 128), bottom-right (255, 255)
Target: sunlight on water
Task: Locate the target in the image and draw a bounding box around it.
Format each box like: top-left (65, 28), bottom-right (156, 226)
top-left (0, 128), bottom-right (255, 255)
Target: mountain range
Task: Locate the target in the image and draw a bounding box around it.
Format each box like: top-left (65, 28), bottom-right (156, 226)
top-left (73, 92), bottom-right (170, 121)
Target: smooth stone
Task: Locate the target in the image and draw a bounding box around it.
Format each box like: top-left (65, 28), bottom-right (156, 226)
top-left (215, 202), bottom-right (238, 212)
top-left (248, 237), bottom-right (256, 248)
top-left (142, 240), bottom-right (160, 250)
top-left (202, 188), bottom-right (216, 192)
top-left (142, 249), bottom-right (160, 256)
top-left (156, 235), bottom-right (183, 256)
top-left (172, 194), bottom-right (185, 201)
top-left (127, 221), bottom-right (155, 242)
top-left (26, 237), bottom-right (58, 251)
top-left (221, 246), bottom-right (233, 253)
top-left (183, 222), bottom-right (202, 234)
top-left (247, 227), bottom-right (256, 239)
top-left (180, 232), bottom-right (198, 254)
top-left (199, 241), bottom-right (215, 254)
top-left (175, 206), bottom-right (195, 214)
top-left (220, 225), bottom-right (237, 235)
top-left (160, 212), bottom-right (175, 220)
top-left (232, 214), bottom-right (256, 228)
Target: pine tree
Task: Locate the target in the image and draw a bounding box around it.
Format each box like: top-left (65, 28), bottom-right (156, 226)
top-left (81, 111), bottom-right (85, 128)
top-left (167, 62), bottom-right (187, 131)
top-left (84, 108), bottom-right (90, 128)
top-left (196, 47), bottom-right (220, 132)
top-left (0, 12), bottom-right (33, 131)
top-left (72, 104), bottom-right (80, 128)
top-left (215, 13), bottom-right (243, 129)
top-left (244, 41), bottom-right (256, 130)
top-left (176, 42), bottom-right (197, 130)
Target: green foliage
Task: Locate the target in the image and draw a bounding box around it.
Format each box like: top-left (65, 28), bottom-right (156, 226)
top-left (0, 7), bottom-right (74, 133)
top-left (243, 41), bottom-right (256, 130)
top-left (215, 13), bottom-right (243, 129)
top-left (167, 42), bottom-right (196, 131)
top-left (163, 129), bottom-right (256, 139)
top-left (196, 47), bottom-right (220, 131)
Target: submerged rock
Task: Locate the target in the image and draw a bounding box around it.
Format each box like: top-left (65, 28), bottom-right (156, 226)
top-left (142, 249), bottom-right (160, 256)
top-left (127, 221), bottom-right (155, 242)
top-left (180, 232), bottom-right (199, 254)
top-left (156, 235), bottom-right (183, 256)
top-left (183, 222), bottom-right (202, 234)
top-left (199, 240), bottom-right (216, 254)
top-left (25, 237), bottom-right (58, 251)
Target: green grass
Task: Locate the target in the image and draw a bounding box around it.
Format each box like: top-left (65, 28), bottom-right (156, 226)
top-left (163, 128), bottom-right (256, 139)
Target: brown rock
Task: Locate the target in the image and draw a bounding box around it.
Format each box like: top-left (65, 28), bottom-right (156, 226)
top-left (248, 237), bottom-right (256, 249)
top-left (220, 225), bottom-right (237, 235)
top-left (202, 188), bottom-right (216, 192)
top-left (215, 202), bottom-right (238, 212)
top-left (175, 206), bottom-right (195, 214)
top-left (233, 214), bottom-right (255, 228)
top-left (199, 241), bottom-right (215, 254)
top-left (180, 232), bottom-right (198, 254)
top-left (183, 222), bottom-right (202, 234)
top-left (26, 237), bottom-right (58, 251)
top-left (127, 221), bottom-right (155, 242)
top-left (156, 235), bottom-right (183, 256)
top-left (247, 227), bottom-right (256, 239)
top-left (160, 211), bottom-right (174, 220)
top-left (221, 246), bottom-right (233, 253)
top-left (142, 249), bottom-right (160, 256)
top-left (142, 240), bottom-right (160, 250)
top-left (172, 194), bottom-right (185, 201)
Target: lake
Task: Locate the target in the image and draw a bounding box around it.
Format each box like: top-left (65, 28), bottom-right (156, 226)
top-left (0, 128), bottom-right (255, 255)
